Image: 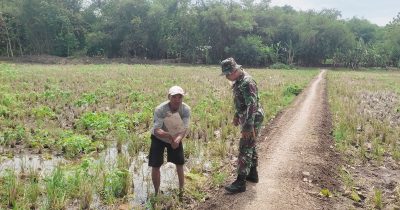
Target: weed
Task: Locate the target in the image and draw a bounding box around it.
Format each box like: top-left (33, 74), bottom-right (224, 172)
top-left (45, 167), bottom-right (68, 209)
top-left (76, 112), bottom-right (112, 139)
top-left (117, 153), bottom-right (131, 170)
top-left (113, 112), bottom-right (132, 130)
top-left (75, 93), bottom-right (98, 107)
top-left (2, 125), bottom-right (25, 147)
top-left (339, 167), bottom-right (354, 190)
top-left (373, 188), bottom-right (383, 209)
top-left (185, 171), bottom-right (207, 201)
top-left (391, 143), bottom-right (400, 161)
top-left (30, 128), bottom-right (55, 150)
top-left (211, 171), bottom-right (226, 187)
top-left (129, 91), bottom-right (145, 102)
top-left (61, 134), bottom-right (93, 158)
top-left (351, 190), bottom-right (361, 202)
top-left (0, 104), bottom-right (9, 117)
top-left (127, 133), bottom-right (150, 157)
top-left (283, 84), bottom-right (302, 96)
top-left (32, 105), bottom-right (56, 119)
top-left (372, 137), bottom-right (385, 162)
top-left (0, 93), bottom-right (17, 107)
top-left (67, 160), bottom-right (94, 208)
top-left (25, 169), bottom-right (40, 208)
top-left (320, 188), bottom-right (333, 197)
top-left (102, 169), bottom-right (131, 204)
top-left (3, 169), bottom-right (20, 208)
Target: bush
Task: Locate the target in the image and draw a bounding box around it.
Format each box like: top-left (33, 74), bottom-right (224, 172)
top-left (270, 62), bottom-right (295, 70)
top-left (283, 84), bottom-right (302, 96)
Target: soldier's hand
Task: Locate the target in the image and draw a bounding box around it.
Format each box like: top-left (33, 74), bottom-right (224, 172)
top-left (232, 117), bottom-right (239, 126)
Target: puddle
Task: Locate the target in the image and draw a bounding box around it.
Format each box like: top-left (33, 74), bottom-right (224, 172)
top-left (0, 143), bottom-right (209, 208)
top-left (0, 152), bottom-right (67, 176)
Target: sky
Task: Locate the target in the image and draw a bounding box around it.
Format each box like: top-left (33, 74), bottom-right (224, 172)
top-left (269, 0), bottom-right (400, 26)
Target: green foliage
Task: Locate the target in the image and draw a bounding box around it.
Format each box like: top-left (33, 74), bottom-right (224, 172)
top-left (129, 91), bottom-right (145, 102)
top-left (227, 35), bottom-right (273, 66)
top-left (29, 129), bottom-right (54, 149)
top-left (61, 134), bottom-right (95, 158)
top-left (211, 172), bottom-right (226, 187)
top-left (185, 171), bottom-right (207, 201)
top-left (351, 191), bottom-right (361, 202)
top-left (2, 0), bottom-right (400, 67)
top-left (283, 84), bottom-right (302, 96)
top-left (75, 93), bottom-right (98, 107)
top-left (319, 188), bottom-right (333, 197)
top-left (0, 93), bottom-right (17, 107)
top-left (45, 167), bottom-right (68, 209)
top-left (0, 104), bottom-right (10, 117)
top-left (102, 169), bottom-right (130, 203)
top-left (76, 112), bottom-right (112, 138)
top-left (2, 169), bottom-right (20, 208)
top-left (339, 167), bottom-right (354, 190)
top-left (1, 125), bottom-right (26, 146)
top-left (113, 112), bottom-right (131, 130)
top-left (32, 106), bottom-right (56, 119)
top-left (374, 188), bottom-right (383, 209)
top-left (372, 137), bottom-right (385, 161)
top-left (270, 63), bottom-right (295, 70)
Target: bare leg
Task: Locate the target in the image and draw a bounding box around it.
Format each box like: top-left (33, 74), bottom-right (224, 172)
top-left (176, 164), bottom-right (184, 190)
top-left (151, 167), bottom-right (160, 195)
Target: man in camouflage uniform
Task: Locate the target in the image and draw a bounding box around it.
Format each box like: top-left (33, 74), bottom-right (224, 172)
top-left (221, 57), bottom-right (264, 193)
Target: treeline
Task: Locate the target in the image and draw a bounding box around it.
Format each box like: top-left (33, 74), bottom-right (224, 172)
top-left (0, 0), bottom-right (400, 68)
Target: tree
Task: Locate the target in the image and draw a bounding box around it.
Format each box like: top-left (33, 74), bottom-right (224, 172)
top-left (226, 35), bottom-right (272, 66)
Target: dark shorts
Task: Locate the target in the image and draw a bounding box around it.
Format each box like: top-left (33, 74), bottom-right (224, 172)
top-left (148, 135), bottom-right (184, 167)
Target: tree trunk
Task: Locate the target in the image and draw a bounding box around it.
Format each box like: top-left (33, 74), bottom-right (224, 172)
top-left (0, 13), bottom-right (14, 57)
top-left (18, 38), bottom-right (23, 56)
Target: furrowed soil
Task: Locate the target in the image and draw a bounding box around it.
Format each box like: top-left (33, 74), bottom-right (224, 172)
top-left (196, 70), bottom-right (341, 209)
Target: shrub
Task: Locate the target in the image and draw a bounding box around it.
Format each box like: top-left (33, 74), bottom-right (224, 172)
top-left (283, 84), bottom-right (302, 96)
top-left (270, 62), bottom-right (295, 70)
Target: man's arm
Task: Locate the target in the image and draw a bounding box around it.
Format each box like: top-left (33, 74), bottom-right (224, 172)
top-left (154, 128), bottom-right (173, 143)
top-left (172, 129), bottom-right (187, 144)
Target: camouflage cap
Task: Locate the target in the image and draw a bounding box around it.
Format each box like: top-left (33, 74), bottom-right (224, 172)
top-left (220, 57), bottom-right (241, 76)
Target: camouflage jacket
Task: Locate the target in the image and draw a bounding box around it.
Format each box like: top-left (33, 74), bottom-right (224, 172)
top-left (232, 70), bottom-right (264, 132)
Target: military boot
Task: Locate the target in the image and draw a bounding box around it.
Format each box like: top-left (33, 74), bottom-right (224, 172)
top-left (246, 166), bottom-right (259, 183)
top-left (225, 175), bottom-right (246, 193)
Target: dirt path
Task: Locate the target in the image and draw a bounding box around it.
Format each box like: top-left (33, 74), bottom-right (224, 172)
top-left (197, 70), bottom-right (340, 209)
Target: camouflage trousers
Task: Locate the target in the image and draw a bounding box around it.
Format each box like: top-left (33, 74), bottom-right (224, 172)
top-left (237, 117), bottom-right (263, 177)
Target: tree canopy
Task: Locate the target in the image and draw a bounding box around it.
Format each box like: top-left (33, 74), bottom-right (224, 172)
top-left (1, 0), bottom-right (399, 68)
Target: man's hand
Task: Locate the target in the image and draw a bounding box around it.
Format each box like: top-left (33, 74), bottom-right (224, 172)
top-left (171, 140), bottom-right (179, 149)
top-left (232, 117), bottom-right (239, 126)
top-left (171, 131), bottom-right (184, 149)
